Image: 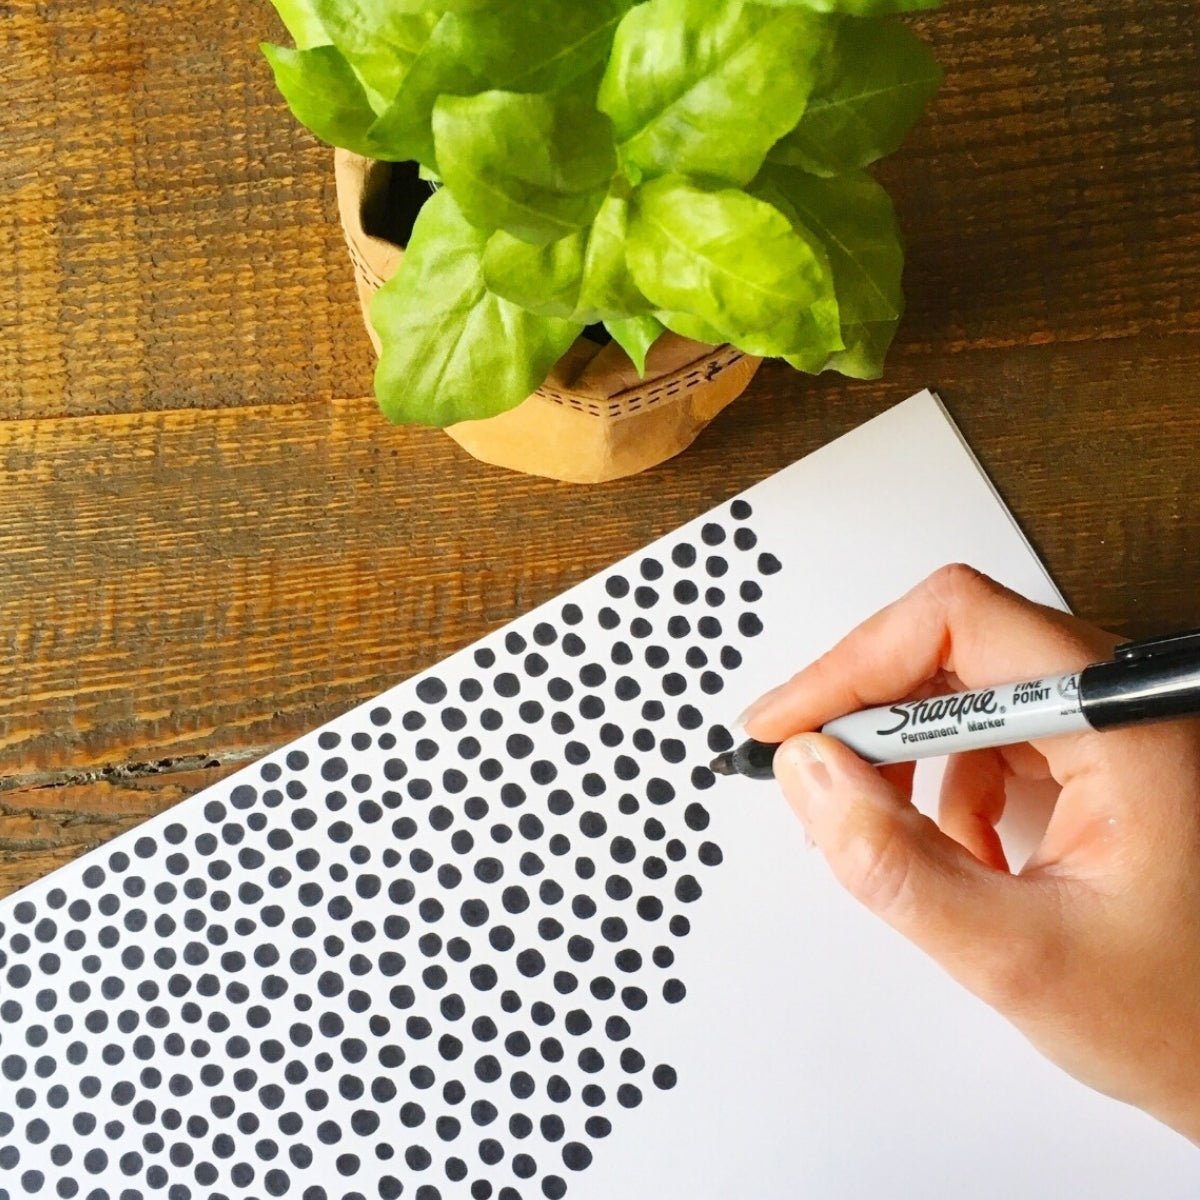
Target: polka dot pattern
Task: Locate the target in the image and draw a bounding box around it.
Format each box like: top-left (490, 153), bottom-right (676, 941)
top-left (0, 499), bottom-right (780, 1199)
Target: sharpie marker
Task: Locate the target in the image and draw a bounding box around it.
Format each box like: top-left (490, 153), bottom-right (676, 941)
top-left (711, 628), bottom-right (1200, 778)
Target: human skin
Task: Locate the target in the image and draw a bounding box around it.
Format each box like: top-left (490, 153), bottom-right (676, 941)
top-left (742, 564), bottom-right (1200, 1144)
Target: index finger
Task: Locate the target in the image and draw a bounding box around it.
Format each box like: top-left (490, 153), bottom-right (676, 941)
top-left (743, 564), bottom-right (1116, 772)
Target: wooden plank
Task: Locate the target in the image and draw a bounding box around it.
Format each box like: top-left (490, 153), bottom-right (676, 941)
top-left (2, 333), bottom-right (1197, 786)
top-left (0, 762), bottom-right (243, 899)
top-left (1, 1), bottom-right (1197, 420)
top-left (4, 331), bottom-right (1199, 897)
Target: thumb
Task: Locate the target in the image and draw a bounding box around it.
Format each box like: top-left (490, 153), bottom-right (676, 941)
top-left (775, 733), bottom-right (1063, 1012)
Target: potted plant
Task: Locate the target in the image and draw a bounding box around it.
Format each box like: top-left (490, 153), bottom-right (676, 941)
top-left (263, 0), bottom-right (941, 483)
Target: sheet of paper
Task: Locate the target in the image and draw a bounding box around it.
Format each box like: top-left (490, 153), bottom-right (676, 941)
top-left (1, 392), bottom-right (1193, 1199)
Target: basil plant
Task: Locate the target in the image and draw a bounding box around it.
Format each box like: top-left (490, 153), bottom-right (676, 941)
top-left (264, 0), bottom-right (941, 426)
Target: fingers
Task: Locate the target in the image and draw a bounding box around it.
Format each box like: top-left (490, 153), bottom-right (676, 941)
top-left (939, 750), bottom-right (1011, 872)
top-left (775, 733), bottom-right (1067, 1013)
top-left (743, 564), bottom-right (1116, 786)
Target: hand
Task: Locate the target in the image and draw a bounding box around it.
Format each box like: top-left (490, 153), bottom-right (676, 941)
top-left (742, 564), bottom-right (1200, 1143)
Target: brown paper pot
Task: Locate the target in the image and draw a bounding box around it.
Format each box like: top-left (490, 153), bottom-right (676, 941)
top-left (334, 150), bottom-right (763, 485)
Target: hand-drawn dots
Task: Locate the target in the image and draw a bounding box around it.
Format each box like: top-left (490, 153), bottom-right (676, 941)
top-left (0, 505), bottom-right (783, 1200)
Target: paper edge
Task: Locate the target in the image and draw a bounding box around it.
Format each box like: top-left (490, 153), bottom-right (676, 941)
top-left (926, 389), bottom-right (1071, 614)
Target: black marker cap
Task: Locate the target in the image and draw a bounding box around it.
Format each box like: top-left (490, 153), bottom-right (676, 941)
top-left (1080, 628), bottom-right (1200, 730)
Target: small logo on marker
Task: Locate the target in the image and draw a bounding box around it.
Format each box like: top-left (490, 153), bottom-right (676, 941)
top-left (1057, 674), bottom-right (1080, 700)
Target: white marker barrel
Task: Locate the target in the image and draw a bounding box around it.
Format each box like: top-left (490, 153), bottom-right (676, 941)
top-left (821, 672), bottom-right (1088, 764)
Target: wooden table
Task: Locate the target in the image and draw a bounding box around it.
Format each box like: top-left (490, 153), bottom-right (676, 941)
top-left (1, 1), bottom-right (1197, 899)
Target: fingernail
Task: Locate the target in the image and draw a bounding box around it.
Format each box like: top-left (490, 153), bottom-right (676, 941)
top-left (777, 737), bottom-right (833, 828)
top-left (736, 685), bottom-right (782, 730)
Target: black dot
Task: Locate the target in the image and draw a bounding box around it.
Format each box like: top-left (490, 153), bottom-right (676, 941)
top-left (416, 678), bottom-right (448, 704)
top-left (738, 612), bottom-right (764, 637)
top-left (672, 543), bottom-right (696, 568)
top-left (605, 575), bottom-right (630, 599)
top-left (663, 978), bottom-right (687, 1004)
top-left (406, 1144), bottom-right (433, 1170)
top-left (600, 916), bottom-right (627, 942)
top-left (614, 948), bottom-right (642, 972)
top-left (589, 976), bottom-right (615, 1003)
top-left (675, 874), bottom-right (702, 903)
top-left (605, 874), bottom-right (632, 902)
top-left (567, 935), bottom-right (593, 964)
top-left (758, 551), bottom-right (782, 575)
top-left (470, 965), bottom-right (498, 991)
top-left (474, 858), bottom-right (503, 884)
top-left (646, 778), bottom-right (675, 806)
top-left (562, 1142), bottom-right (592, 1171)
top-left (564, 1009), bottom-right (592, 1036)
top-left (699, 841), bottom-right (724, 867)
top-left (579, 811), bottom-right (607, 838)
top-left (516, 949), bottom-right (545, 977)
top-left (660, 739), bottom-right (686, 764)
top-left (470, 1100), bottom-right (497, 1129)
top-left (706, 555), bottom-right (728, 577)
top-left (674, 580), bottom-right (698, 605)
top-left (652, 1063), bottom-right (679, 1091)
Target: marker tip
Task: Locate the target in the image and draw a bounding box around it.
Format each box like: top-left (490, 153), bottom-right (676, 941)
top-left (709, 752), bottom-right (736, 777)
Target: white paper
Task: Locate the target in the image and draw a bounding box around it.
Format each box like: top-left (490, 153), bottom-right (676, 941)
top-left (1, 392), bottom-right (1193, 1200)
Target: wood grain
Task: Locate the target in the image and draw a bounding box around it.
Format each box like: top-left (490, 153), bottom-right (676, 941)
top-left (1, 0), bottom-right (1196, 421)
top-left (1, 0), bottom-right (1198, 896)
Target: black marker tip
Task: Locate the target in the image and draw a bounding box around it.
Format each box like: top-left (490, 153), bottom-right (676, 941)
top-left (709, 751), bottom-right (737, 776)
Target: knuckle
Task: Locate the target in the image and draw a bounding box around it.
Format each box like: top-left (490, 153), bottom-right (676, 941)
top-left (925, 562), bottom-right (994, 606)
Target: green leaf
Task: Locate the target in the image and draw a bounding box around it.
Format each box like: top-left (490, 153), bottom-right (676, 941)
top-left (481, 189), bottom-right (655, 324)
top-left (769, 19), bottom-right (942, 175)
top-left (575, 191), bottom-right (652, 319)
top-left (261, 42), bottom-right (381, 156)
top-left (309, 0), bottom-right (440, 105)
top-left (626, 176), bottom-right (842, 359)
top-left (367, 0), bottom-right (634, 168)
top-left (267, 0), bottom-right (330, 50)
top-left (656, 310), bottom-right (728, 346)
top-left (605, 315), bottom-right (665, 376)
top-left (753, 165), bottom-right (904, 378)
top-left (598, 0), bottom-right (834, 187)
top-left (387, 0), bottom-right (501, 9)
top-left (372, 188), bottom-right (582, 426)
top-left (433, 89), bottom-right (616, 243)
top-left (752, 0), bottom-right (939, 14)
top-left (482, 230), bottom-right (588, 319)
